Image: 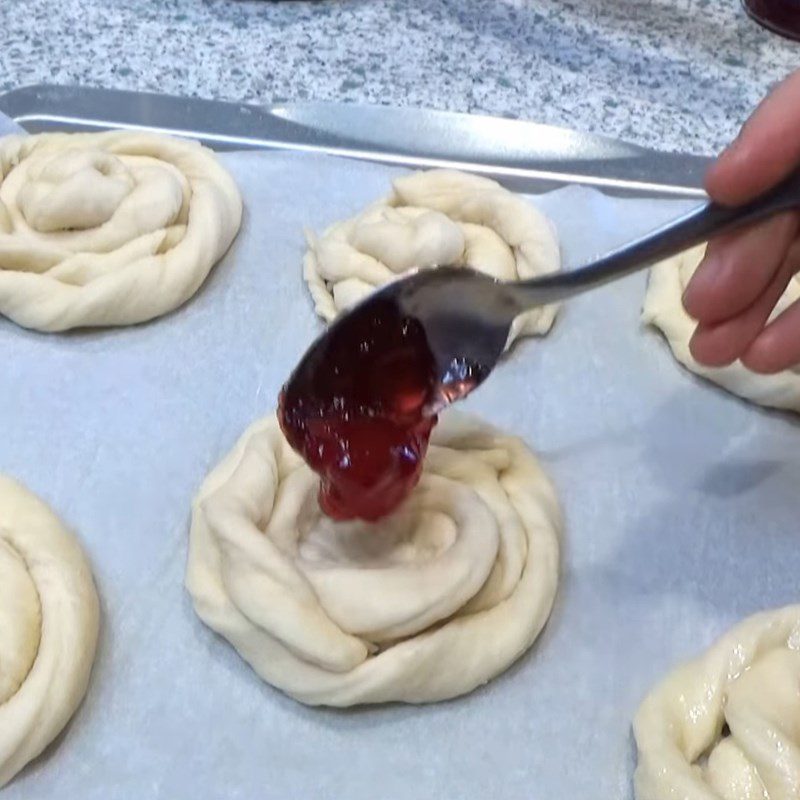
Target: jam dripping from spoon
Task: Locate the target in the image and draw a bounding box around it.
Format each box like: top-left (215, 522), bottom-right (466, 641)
top-left (279, 297), bottom-right (442, 522)
top-left (279, 263), bottom-right (496, 523)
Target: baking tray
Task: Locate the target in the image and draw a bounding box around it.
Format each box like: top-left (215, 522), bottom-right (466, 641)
top-left (0, 84), bottom-right (711, 199)
top-left (2, 87), bottom-right (796, 800)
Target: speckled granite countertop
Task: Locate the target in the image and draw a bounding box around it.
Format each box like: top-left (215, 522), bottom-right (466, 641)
top-left (0, 0), bottom-right (796, 155)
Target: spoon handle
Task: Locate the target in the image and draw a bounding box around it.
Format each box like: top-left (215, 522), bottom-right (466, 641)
top-left (510, 168), bottom-right (800, 308)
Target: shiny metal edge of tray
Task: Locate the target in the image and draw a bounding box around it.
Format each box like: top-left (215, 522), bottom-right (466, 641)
top-left (0, 84), bottom-right (711, 200)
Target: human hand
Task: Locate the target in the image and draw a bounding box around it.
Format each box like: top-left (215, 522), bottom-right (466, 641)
top-left (683, 70), bottom-right (800, 374)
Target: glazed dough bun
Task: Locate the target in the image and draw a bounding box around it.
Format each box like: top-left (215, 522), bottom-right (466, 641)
top-left (635, 605), bottom-right (800, 800)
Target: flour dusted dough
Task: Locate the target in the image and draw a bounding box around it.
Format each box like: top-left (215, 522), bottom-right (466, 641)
top-left (0, 476), bottom-right (99, 788)
top-left (634, 606), bottom-right (800, 800)
top-left (186, 411), bottom-right (561, 707)
top-left (305, 169), bottom-right (561, 346)
top-left (643, 245), bottom-right (800, 412)
top-left (0, 131), bottom-right (242, 331)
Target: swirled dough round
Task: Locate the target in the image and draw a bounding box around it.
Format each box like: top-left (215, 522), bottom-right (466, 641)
top-left (304, 169), bottom-right (561, 346)
top-left (643, 245), bottom-right (800, 412)
top-left (0, 130), bottom-right (242, 331)
top-left (0, 476), bottom-right (99, 788)
top-left (186, 411), bottom-right (561, 707)
top-left (634, 606), bottom-right (800, 800)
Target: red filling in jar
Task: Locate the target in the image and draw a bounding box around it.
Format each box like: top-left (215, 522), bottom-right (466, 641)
top-left (743, 0), bottom-right (800, 39)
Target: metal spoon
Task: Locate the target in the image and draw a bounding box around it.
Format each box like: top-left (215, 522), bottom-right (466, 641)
top-left (286, 170), bottom-right (800, 411)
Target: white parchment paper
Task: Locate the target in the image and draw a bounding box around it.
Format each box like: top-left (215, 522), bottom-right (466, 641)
top-left (0, 116), bottom-right (23, 135)
top-left (1, 145), bottom-right (798, 800)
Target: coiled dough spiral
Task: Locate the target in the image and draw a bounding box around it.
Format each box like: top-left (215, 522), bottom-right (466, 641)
top-left (634, 605), bottom-right (800, 800)
top-left (0, 476), bottom-right (99, 788)
top-left (643, 245), bottom-right (800, 412)
top-left (0, 130), bottom-right (242, 331)
top-left (186, 411), bottom-right (561, 707)
top-left (304, 169), bottom-right (561, 346)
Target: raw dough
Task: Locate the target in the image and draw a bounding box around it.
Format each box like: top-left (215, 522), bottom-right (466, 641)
top-left (0, 476), bottom-right (99, 788)
top-left (304, 169), bottom-right (561, 346)
top-left (634, 605), bottom-right (800, 800)
top-left (186, 411), bottom-right (561, 707)
top-left (0, 130), bottom-right (242, 332)
top-left (643, 245), bottom-right (800, 412)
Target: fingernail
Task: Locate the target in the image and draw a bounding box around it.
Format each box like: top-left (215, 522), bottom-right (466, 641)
top-left (713, 121), bottom-right (749, 170)
top-left (682, 256), bottom-right (716, 318)
top-left (728, 129), bottom-right (744, 154)
top-left (681, 287), bottom-right (697, 318)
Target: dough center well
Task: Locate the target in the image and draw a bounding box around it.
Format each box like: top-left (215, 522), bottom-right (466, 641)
top-left (297, 508), bottom-right (457, 568)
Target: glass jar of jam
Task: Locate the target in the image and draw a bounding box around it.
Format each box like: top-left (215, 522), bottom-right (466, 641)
top-left (743, 0), bottom-right (800, 39)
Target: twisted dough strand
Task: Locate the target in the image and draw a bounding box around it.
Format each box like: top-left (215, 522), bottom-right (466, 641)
top-left (0, 476), bottom-right (99, 788)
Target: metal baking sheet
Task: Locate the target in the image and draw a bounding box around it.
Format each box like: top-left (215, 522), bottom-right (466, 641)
top-left (0, 85), bottom-right (711, 199)
top-left (0, 92), bottom-right (796, 800)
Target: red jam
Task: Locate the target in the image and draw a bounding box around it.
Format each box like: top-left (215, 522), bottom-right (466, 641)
top-left (279, 298), bottom-right (439, 522)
